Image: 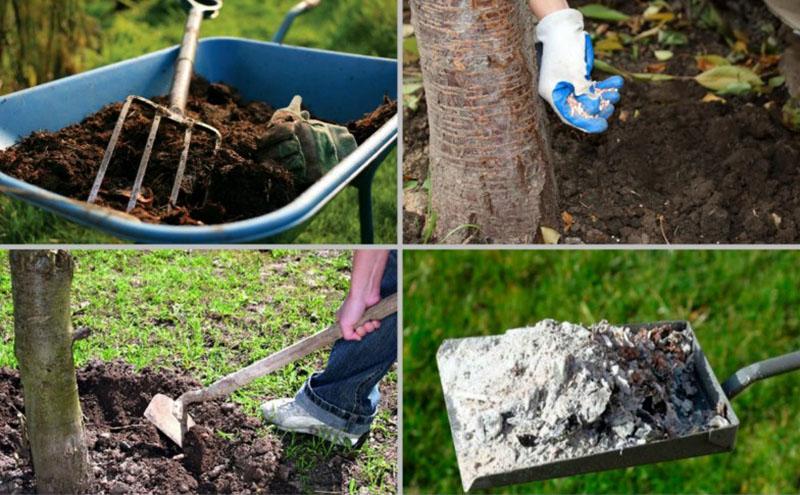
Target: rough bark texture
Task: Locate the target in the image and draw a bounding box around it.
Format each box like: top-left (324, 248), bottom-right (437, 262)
top-left (10, 250), bottom-right (91, 494)
top-left (410, 0), bottom-right (559, 244)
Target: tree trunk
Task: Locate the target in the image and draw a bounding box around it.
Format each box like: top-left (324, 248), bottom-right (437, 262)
top-left (410, 0), bottom-right (559, 244)
top-left (10, 250), bottom-right (91, 495)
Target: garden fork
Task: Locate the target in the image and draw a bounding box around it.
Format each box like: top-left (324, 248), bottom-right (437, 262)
top-left (87, 0), bottom-right (224, 212)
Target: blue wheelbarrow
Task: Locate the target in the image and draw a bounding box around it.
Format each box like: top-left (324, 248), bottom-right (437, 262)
top-left (0, 1), bottom-right (397, 244)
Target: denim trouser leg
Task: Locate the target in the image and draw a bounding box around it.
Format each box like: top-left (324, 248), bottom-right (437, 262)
top-left (295, 251), bottom-right (397, 436)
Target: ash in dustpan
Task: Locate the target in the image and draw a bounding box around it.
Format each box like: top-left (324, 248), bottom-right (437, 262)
top-left (437, 320), bottom-right (731, 490)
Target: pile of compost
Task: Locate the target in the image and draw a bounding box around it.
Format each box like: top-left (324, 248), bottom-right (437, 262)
top-left (403, 0), bottom-right (800, 244)
top-left (437, 320), bottom-right (730, 486)
top-left (0, 360), bottom-right (397, 494)
top-left (0, 79), bottom-right (396, 226)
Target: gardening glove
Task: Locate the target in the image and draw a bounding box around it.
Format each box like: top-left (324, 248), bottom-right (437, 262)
top-left (257, 95), bottom-right (358, 184)
top-left (535, 8), bottom-right (624, 134)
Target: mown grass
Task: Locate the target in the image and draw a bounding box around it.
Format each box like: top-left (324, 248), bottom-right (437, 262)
top-left (0, 250), bottom-right (397, 494)
top-left (403, 250), bottom-right (800, 494)
top-left (0, 0), bottom-right (397, 244)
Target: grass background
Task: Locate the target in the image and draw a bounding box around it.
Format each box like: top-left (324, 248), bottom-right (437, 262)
top-left (0, 249), bottom-right (397, 494)
top-left (403, 250), bottom-right (800, 494)
top-left (0, 0), bottom-right (397, 244)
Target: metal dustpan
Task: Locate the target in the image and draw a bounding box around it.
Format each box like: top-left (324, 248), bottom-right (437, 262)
top-left (439, 321), bottom-right (800, 491)
top-left (0, 6), bottom-right (397, 244)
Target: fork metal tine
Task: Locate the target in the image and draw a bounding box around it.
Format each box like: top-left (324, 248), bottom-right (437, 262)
top-left (169, 126), bottom-right (193, 208)
top-left (87, 96), bottom-right (134, 204)
top-left (126, 114), bottom-right (162, 213)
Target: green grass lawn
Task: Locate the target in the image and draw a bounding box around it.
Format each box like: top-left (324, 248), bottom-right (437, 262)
top-left (0, 249), bottom-right (397, 494)
top-left (403, 250), bottom-right (800, 494)
top-left (0, 0), bottom-right (397, 244)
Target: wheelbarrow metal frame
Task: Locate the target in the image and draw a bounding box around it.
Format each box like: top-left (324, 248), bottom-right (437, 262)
top-left (0, 37), bottom-right (397, 243)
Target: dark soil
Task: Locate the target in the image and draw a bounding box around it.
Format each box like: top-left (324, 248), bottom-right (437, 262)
top-left (403, 0), bottom-right (800, 244)
top-left (0, 360), bottom-right (398, 494)
top-left (0, 79), bottom-right (396, 225)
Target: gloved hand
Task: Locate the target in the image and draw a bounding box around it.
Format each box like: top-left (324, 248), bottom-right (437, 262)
top-left (256, 95), bottom-right (357, 184)
top-left (535, 8), bottom-right (623, 134)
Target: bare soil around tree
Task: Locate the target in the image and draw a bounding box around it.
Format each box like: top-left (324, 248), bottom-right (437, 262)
top-left (0, 360), bottom-right (397, 494)
top-left (403, 0), bottom-right (800, 244)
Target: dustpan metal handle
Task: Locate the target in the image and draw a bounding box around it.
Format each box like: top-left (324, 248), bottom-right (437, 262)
top-left (178, 292), bottom-right (397, 406)
top-left (722, 350), bottom-right (800, 400)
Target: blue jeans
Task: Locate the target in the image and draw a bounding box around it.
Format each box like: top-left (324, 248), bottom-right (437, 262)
top-left (295, 251), bottom-right (397, 436)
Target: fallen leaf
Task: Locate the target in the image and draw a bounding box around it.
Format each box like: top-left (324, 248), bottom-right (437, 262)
top-left (632, 72), bottom-right (676, 81)
top-left (595, 37), bottom-right (625, 53)
top-left (695, 65), bottom-right (763, 93)
top-left (733, 40), bottom-right (748, 54)
top-left (771, 213), bottom-right (782, 228)
top-left (618, 110), bottom-right (630, 122)
top-left (646, 63), bottom-right (668, 73)
top-left (758, 54), bottom-right (782, 71)
top-left (718, 81), bottom-right (753, 95)
top-left (594, 59), bottom-right (631, 79)
top-left (540, 227), bottom-right (561, 245)
top-left (658, 30), bottom-right (688, 46)
top-left (562, 211), bottom-right (575, 232)
top-left (783, 97), bottom-right (800, 132)
top-left (645, 12), bottom-right (676, 23)
top-left (578, 4), bottom-right (630, 22)
top-left (696, 54), bottom-right (731, 71)
top-left (654, 50), bottom-right (674, 61)
top-left (643, 5), bottom-right (662, 18)
top-left (701, 93), bottom-right (726, 103)
top-left (769, 76), bottom-right (786, 88)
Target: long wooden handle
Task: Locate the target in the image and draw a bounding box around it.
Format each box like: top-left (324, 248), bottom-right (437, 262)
top-left (178, 293), bottom-right (397, 406)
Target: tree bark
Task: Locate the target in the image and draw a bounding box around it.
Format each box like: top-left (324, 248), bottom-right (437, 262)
top-left (10, 250), bottom-right (91, 495)
top-left (410, 0), bottom-right (559, 244)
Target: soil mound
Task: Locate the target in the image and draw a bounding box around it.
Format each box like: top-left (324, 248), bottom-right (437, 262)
top-left (0, 360), bottom-right (281, 494)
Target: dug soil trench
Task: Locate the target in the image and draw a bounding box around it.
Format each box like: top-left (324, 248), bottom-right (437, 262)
top-left (0, 360), bottom-right (396, 494)
top-left (403, 0), bottom-right (800, 244)
top-left (0, 79), bottom-right (396, 226)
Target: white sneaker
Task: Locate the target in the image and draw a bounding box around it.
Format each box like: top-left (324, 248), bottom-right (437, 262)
top-left (261, 398), bottom-right (363, 447)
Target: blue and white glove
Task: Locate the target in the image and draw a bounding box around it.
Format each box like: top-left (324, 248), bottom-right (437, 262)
top-left (536, 9), bottom-right (624, 134)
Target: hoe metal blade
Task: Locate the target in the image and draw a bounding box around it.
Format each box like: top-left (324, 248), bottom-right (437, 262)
top-left (143, 393), bottom-right (195, 447)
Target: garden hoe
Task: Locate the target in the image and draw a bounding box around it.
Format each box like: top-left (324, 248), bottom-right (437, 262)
top-left (87, 0), bottom-right (224, 213)
top-left (144, 293), bottom-right (398, 447)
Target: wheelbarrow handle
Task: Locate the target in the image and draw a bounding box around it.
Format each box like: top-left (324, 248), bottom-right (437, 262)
top-left (273, 0), bottom-right (322, 44)
top-left (722, 350), bottom-right (800, 400)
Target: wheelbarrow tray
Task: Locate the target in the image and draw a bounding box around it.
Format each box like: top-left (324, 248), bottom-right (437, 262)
top-left (0, 37), bottom-right (397, 243)
top-left (441, 321), bottom-right (740, 491)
